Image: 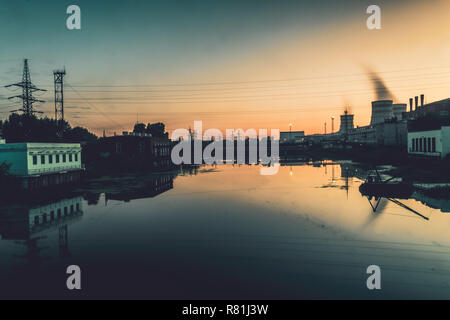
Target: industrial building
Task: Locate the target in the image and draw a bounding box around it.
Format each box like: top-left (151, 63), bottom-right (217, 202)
top-left (85, 131), bottom-right (173, 170)
top-left (305, 98), bottom-right (408, 147)
top-left (407, 116), bottom-right (450, 159)
top-left (280, 131), bottom-right (305, 143)
top-left (0, 142), bottom-right (84, 190)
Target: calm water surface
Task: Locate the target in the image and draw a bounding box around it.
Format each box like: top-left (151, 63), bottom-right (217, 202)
top-left (1, 161), bottom-right (450, 299)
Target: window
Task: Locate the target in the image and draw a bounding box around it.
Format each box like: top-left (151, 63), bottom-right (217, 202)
top-left (419, 138), bottom-right (423, 152)
top-left (49, 155), bottom-right (53, 164)
top-left (57, 209), bottom-right (61, 217)
top-left (64, 207), bottom-right (68, 215)
top-left (428, 138), bottom-right (432, 153)
top-left (63, 154), bottom-right (66, 162)
top-left (33, 155), bottom-right (37, 165)
top-left (69, 154), bottom-right (73, 162)
top-left (70, 205), bottom-right (74, 214)
top-left (41, 155), bottom-right (45, 164)
top-left (432, 137), bottom-right (436, 153)
top-left (139, 142), bottom-right (145, 153)
top-left (56, 154), bottom-right (60, 163)
top-left (116, 143), bottom-right (122, 154)
top-left (75, 153), bottom-right (78, 161)
top-left (76, 203), bottom-right (80, 211)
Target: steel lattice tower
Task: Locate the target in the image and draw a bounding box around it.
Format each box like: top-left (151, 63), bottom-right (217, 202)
top-left (53, 69), bottom-right (66, 123)
top-left (5, 59), bottom-right (46, 116)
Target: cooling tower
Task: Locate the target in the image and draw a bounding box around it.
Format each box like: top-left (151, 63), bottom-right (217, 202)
top-left (370, 100), bottom-right (393, 125)
top-left (392, 103), bottom-right (406, 120)
top-left (339, 111), bottom-right (354, 134)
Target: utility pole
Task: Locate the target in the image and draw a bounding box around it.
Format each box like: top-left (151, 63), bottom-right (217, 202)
top-left (5, 59), bottom-right (46, 116)
top-left (54, 69), bottom-right (66, 136)
top-left (324, 122), bottom-right (327, 135)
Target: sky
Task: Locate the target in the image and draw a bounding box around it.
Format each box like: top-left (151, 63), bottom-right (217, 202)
top-left (1, 0), bottom-right (450, 136)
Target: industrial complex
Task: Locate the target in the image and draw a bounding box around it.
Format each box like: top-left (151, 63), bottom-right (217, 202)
top-left (292, 94), bottom-right (450, 159)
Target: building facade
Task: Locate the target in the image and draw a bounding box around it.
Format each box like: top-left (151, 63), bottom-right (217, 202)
top-left (0, 142), bottom-right (82, 176)
top-left (0, 142), bottom-right (83, 191)
top-left (407, 126), bottom-right (450, 159)
top-left (86, 132), bottom-right (173, 171)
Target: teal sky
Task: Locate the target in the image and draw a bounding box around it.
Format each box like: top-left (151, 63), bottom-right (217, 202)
top-left (1, 0), bottom-right (443, 135)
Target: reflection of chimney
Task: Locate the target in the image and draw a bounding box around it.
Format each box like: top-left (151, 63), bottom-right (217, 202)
top-left (409, 98), bottom-right (413, 112)
top-left (420, 94), bottom-right (424, 107)
top-left (415, 96), bottom-right (419, 109)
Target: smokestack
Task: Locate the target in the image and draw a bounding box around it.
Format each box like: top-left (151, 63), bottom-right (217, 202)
top-left (409, 98), bottom-right (413, 112)
top-left (420, 94), bottom-right (424, 107)
top-left (415, 96), bottom-right (419, 109)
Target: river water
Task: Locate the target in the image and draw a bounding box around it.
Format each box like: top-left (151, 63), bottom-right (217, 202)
top-left (1, 161), bottom-right (450, 299)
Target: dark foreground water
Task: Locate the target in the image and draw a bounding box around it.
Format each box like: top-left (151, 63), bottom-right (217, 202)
top-left (1, 161), bottom-right (450, 299)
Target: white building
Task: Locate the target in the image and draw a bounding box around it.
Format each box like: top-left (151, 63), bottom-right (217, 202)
top-left (0, 142), bottom-right (82, 176)
top-left (408, 126), bottom-right (450, 159)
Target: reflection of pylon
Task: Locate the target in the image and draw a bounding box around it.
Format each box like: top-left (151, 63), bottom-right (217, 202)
top-left (59, 225), bottom-right (70, 258)
top-left (5, 59), bottom-right (46, 116)
top-left (54, 69), bottom-right (66, 136)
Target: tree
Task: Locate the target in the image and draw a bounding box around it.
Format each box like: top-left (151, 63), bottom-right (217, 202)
top-left (133, 123), bottom-right (147, 134)
top-left (0, 162), bottom-right (10, 176)
top-left (0, 113), bottom-right (97, 143)
top-left (147, 122), bottom-right (166, 138)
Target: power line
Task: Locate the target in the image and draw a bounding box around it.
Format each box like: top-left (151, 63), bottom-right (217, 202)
top-left (34, 64), bottom-right (450, 89)
top-left (66, 82), bottom-right (126, 130)
top-left (4, 59), bottom-right (46, 116)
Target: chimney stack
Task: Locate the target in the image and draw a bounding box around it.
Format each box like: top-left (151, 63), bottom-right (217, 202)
top-left (420, 94), bottom-right (424, 107)
top-left (409, 98), bottom-right (413, 112)
top-left (415, 96), bottom-right (419, 109)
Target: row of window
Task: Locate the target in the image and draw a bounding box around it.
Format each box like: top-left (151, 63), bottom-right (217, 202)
top-left (32, 153), bottom-right (79, 165)
top-left (411, 137), bottom-right (436, 153)
top-left (114, 142), bottom-right (170, 156)
top-left (33, 203), bottom-right (81, 225)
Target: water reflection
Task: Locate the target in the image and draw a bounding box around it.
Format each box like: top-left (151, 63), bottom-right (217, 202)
top-left (0, 196), bottom-right (83, 263)
top-left (1, 163), bottom-right (450, 299)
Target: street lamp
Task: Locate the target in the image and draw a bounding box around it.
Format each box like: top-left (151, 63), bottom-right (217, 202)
top-left (331, 116), bottom-right (335, 133)
top-left (289, 123), bottom-right (293, 142)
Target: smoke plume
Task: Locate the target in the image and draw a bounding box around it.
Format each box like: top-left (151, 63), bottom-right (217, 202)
top-left (364, 66), bottom-right (396, 101)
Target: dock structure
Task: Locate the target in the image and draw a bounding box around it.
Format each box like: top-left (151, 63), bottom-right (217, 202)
top-left (0, 142), bottom-right (84, 191)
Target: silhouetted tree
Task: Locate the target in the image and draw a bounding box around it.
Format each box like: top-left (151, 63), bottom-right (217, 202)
top-left (133, 122), bottom-right (167, 138)
top-left (0, 113), bottom-right (97, 143)
top-left (133, 123), bottom-right (147, 134)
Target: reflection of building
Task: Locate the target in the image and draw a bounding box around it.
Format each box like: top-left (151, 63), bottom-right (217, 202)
top-left (105, 174), bottom-right (174, 202)
top-left (412, 191), bottom-right (450, 213)
top-left (0, 142), bottom-right (83, 190)
top-left (0, 196), bottom-right (83, 258)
